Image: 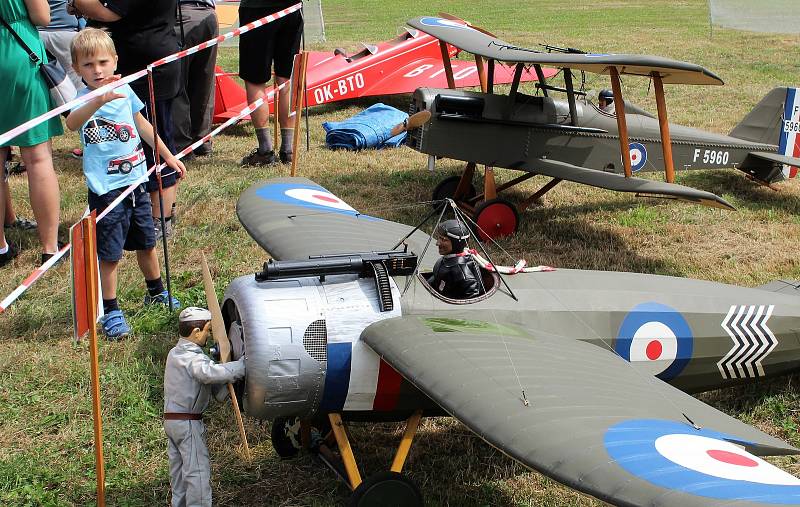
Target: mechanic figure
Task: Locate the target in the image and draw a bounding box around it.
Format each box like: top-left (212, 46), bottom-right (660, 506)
top-left (427, 219), bottom-right (486, 300)
top-left (163, 307), bottom-right (246, 507)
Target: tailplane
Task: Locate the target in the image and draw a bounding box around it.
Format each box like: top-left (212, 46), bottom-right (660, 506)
top-left (732, 87), bottom-right (800, 182)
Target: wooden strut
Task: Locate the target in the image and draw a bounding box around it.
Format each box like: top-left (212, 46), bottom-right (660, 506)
top-left (290, 51), bottom-right (309, 177)
top-left (327, 410), bottom-right (424, 490)
top-left (83, 214), bottom-right (106, 507)
top-left (610, 67), bottom-right (632, 178)
top-left (652, 73), bottom-right (675, 183)
top-left (272, 80), bottom-right (279, 151)
top-left (474, 55), bottom-right (487, 93)
top-left (454, 162), bottom-right (477, 201)
top-left (519, 178), bottom-right (563, 211)
top-left (439, 41), bottom-right (455, 89)
top-left (472, 172), bottom-right (536, 203)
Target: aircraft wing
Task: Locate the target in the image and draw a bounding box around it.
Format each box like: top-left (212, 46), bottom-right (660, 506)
top-left (362, 316), bottom-right (800, 507)
top-left (529, 157), bottom-right (735, 210)
top-left (408, 16), bottom-right (723, 86)
top-left (237, 177), bottom-right (438, 263)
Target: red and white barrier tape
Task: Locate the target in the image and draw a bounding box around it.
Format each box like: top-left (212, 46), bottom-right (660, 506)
top-left (0, 83), bottom-right (286, 314)
top-left (0, 2), bottom-right (300, 147)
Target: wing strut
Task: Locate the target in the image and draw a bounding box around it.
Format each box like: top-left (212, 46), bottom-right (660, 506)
top-left (652, 72), bottom-right (676, 183)
top-left (610, 67), bottom-right (633, 177)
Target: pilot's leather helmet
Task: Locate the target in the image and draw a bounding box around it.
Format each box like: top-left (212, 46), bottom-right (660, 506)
top-left (437, 219), bottom-right (470, 251)
top-left (599, 89), bottom-right (614, 103)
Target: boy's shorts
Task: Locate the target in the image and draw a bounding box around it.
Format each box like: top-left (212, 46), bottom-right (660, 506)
top-left (89, 185), bottom-right (156, 262)
top-left (238, 6), bottom-right (303, 84)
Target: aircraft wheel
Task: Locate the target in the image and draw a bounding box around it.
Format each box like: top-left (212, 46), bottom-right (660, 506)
top-left (431, 175), bottom-right (476, 208)
top-left (348, 471), bottom-right (424, 507)
top-left (271, 416), bottom-right (302, 459)
top-left (473, 198), bottom-right (518, 241)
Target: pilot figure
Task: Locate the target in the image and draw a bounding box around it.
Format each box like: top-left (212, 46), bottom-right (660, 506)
top-left (164, 307), bottom-right (246, 507)
top-left (599, 89), bottom-right (615, 113)
top-left (427, 219), bottom-right (486, 300)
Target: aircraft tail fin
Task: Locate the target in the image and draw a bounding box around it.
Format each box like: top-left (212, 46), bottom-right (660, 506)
top-left (733, 87), bottom-right (800, 182)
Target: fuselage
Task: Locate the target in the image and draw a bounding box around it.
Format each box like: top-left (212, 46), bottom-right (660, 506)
top-left (409, 87), bottom-right (784, 184)
top-left (223, 266), bottom-right (800, 422)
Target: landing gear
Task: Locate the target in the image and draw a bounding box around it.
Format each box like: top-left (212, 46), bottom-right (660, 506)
top-left (431, 175), bottom-right (476, 207)
top-left (271, 417), bottom-right (302, 459)
top-left (349, 471), bottom-right (424, 507)
top-left (473, 198), bottom-right (518, 240)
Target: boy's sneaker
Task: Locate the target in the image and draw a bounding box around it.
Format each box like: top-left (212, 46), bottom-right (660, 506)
top-left (144, 290), bottom-right (181, 309)
top-left (0, 241), bottom-right (19, 267)
top-left (100, 310), bottom-right (130, 340)
top-left (241, 148), bottom-right (277, 167)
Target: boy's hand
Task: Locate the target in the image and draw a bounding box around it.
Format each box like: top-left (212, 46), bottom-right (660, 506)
top-left (92, 75), bottom-right (125, 106)
top-left (165, 156), bottom-right (187, 180)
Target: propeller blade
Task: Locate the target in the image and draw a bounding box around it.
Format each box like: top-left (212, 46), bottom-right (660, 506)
top-left (201, 252), bottom-right (231, 363)
top-left (390, 110), bottom-right (432, 137)
top-left (200, 252), bottom-right (252, 463)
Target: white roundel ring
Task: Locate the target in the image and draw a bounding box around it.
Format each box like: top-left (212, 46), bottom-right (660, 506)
top-left (629, 142), bottom-right (648, 172)
top-left (284, 188), bottom-right (355, 211)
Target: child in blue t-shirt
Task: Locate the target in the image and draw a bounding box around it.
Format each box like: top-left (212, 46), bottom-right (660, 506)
top-left (66, 28), bottom-right (186, 340)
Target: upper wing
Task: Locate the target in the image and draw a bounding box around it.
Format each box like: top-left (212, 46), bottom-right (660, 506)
top-left (237, 177), bottom-right (438, 263)
top-left (407, 16), bottom-right (723, 86)
top-left (363, 316), bottom-right (800, 507)
top-left (530, 157), bottom-right (735, 210)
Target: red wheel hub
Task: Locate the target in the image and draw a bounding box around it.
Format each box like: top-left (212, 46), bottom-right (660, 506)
top-left (475, 202), bottom-right (517, 240)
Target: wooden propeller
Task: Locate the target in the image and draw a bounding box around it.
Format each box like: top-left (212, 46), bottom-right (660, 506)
top-left (201, 252), bottom-right (251, 462)
top-left (390, 110), bottom-right (432, 137)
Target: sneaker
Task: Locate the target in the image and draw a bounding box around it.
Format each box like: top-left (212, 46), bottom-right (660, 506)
top-left (144, 289), bottom-right (181, 309)
top-left (279, 150), bottom-right (293, 164)
top-left (4, 217), bottom-right (38, 230)
top-left (194, 142), bottom-right (212, 157)
top-left (241, 148), bottom-right (277, 167)
top-left (71, 148), bottom-right (83, 159)
top-left (0, 241), bottom-right (19, 267)
top-left (100, 309), bottom-right (130, 340)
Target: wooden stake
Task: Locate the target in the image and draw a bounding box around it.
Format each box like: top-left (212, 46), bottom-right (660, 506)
top-left (652, 73), bottom-right (675, 183)
top-left (610, 67), bottom-right (632, 178)
top-left (83, 214), bottom-right (105, 507)
top-left (272, 80), bottom-right (279, 151)
top-left (290, 51), bottom-right (309, 177)
top-left (201, 253), bottom-right (251, 463)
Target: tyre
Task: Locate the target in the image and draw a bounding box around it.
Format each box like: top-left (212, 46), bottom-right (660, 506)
top-left (118, 128), bottom-right (130, 142)
top-left (473, 198), bottom-right (519, 240)
top-left (349, 471), bottom-right (423, 507)
top-left (431, 175), bottom-right (476, 208)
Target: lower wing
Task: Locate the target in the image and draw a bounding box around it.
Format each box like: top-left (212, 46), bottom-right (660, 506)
top-left (363, 315), bottom-right (800, 507)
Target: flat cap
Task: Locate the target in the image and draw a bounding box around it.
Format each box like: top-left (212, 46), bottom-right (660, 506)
top-left (179, 306), bottom-right (212, 322)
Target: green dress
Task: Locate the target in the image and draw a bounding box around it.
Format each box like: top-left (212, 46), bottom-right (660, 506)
top-left (0, 0), bottom-right (63, 147)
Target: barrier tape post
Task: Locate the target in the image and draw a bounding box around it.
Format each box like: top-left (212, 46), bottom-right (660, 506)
top-left (81, 213), bottom-right (106, 507)
top-left (146, 67), bottom-right (174, 311)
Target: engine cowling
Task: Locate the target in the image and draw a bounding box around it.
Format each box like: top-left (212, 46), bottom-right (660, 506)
top-left (223, 272), bottom-right (401, 420)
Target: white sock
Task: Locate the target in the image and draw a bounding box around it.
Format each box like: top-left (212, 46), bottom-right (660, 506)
top-left (0, 243), bottom-right (8, 255)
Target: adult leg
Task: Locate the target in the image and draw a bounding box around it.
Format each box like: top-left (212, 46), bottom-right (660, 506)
top-left (20, 141), bottom-right (59, 254)
top-left (187, 9), bottom-right (218, 148)
top-left (39, 30), bottom-right (82, 89)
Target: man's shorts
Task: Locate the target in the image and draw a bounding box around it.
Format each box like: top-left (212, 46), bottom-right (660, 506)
top-left (238, 6), bottom-right (303, 84)
top-left (89, 185), bottom-right (156, 262)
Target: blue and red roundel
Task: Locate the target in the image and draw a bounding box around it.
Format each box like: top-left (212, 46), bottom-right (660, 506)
top-left (629, 142), bottom-right (648, 172)
top-left (418, 17), bottom-right (474, 31)
top-left (605, 419), bottom-right (800, 503)
top-left (255, 182), bottom-right (359, 216)
top-left (614, 302), bottom-right (693, 380)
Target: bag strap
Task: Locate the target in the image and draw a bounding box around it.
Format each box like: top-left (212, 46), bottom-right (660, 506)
top-left (0, 15), bottom-right (41, 64)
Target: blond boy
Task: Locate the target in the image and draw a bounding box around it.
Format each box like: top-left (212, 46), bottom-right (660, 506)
top-left (66, 29), bottom-right (186, 339)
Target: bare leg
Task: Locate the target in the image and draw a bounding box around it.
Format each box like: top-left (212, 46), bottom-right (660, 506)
top-left (149, 184), bottom-right (176, 219)
top-left (20, 142), bottom-right (59, 253)
top-left (136, 247), bottom-right (161, 280)
top-left (99, 260), bottom-right (119, 300)
top-left (245, 80), bottom-right (269, 129)
top-left (276, 76), bottom-right (292, 128)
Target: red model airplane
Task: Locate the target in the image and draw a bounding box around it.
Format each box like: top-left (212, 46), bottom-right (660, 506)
top-left (213, 19), bottom-right (551, 123)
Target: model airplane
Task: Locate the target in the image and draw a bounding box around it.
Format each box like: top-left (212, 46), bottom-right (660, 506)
top-left (402, 16), bottom-right (800, 239)
top-left (213, 175), bottom-right (800, 506)
top-left (212, 21), bottom-right (552, 123)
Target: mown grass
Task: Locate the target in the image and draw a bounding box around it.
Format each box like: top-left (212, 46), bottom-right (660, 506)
top-left (1, 0), bottom-right (800, 505)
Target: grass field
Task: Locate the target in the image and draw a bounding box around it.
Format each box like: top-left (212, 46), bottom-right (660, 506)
top-left (2, 0), bottom-right (800, 505)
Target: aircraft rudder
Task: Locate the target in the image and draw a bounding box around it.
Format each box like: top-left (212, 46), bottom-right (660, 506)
top-left (729, 87), bottom-right (793, 145)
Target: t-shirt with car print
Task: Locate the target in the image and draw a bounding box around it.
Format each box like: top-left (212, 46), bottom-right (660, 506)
top-left (72, 84), bottom-right (147, 196)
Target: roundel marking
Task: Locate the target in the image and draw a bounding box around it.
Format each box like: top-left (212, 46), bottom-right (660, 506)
top-left (418, 17), bottom-right (475, 31)
top-left (604, 419), bottom-right (800, 503)
top-left (629, 142), bottom-right (648, 172)
top-left (615, 302), bottom-right (692, 380)
top-left (254, 182), bottom-right (363, 217)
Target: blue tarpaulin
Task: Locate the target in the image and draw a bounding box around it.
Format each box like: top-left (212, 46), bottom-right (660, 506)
top-left (322, 103), bottom-right (408, 150)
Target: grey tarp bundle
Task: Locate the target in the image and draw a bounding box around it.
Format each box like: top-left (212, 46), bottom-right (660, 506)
top-left (322, 103), bottom-right (407, 150)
